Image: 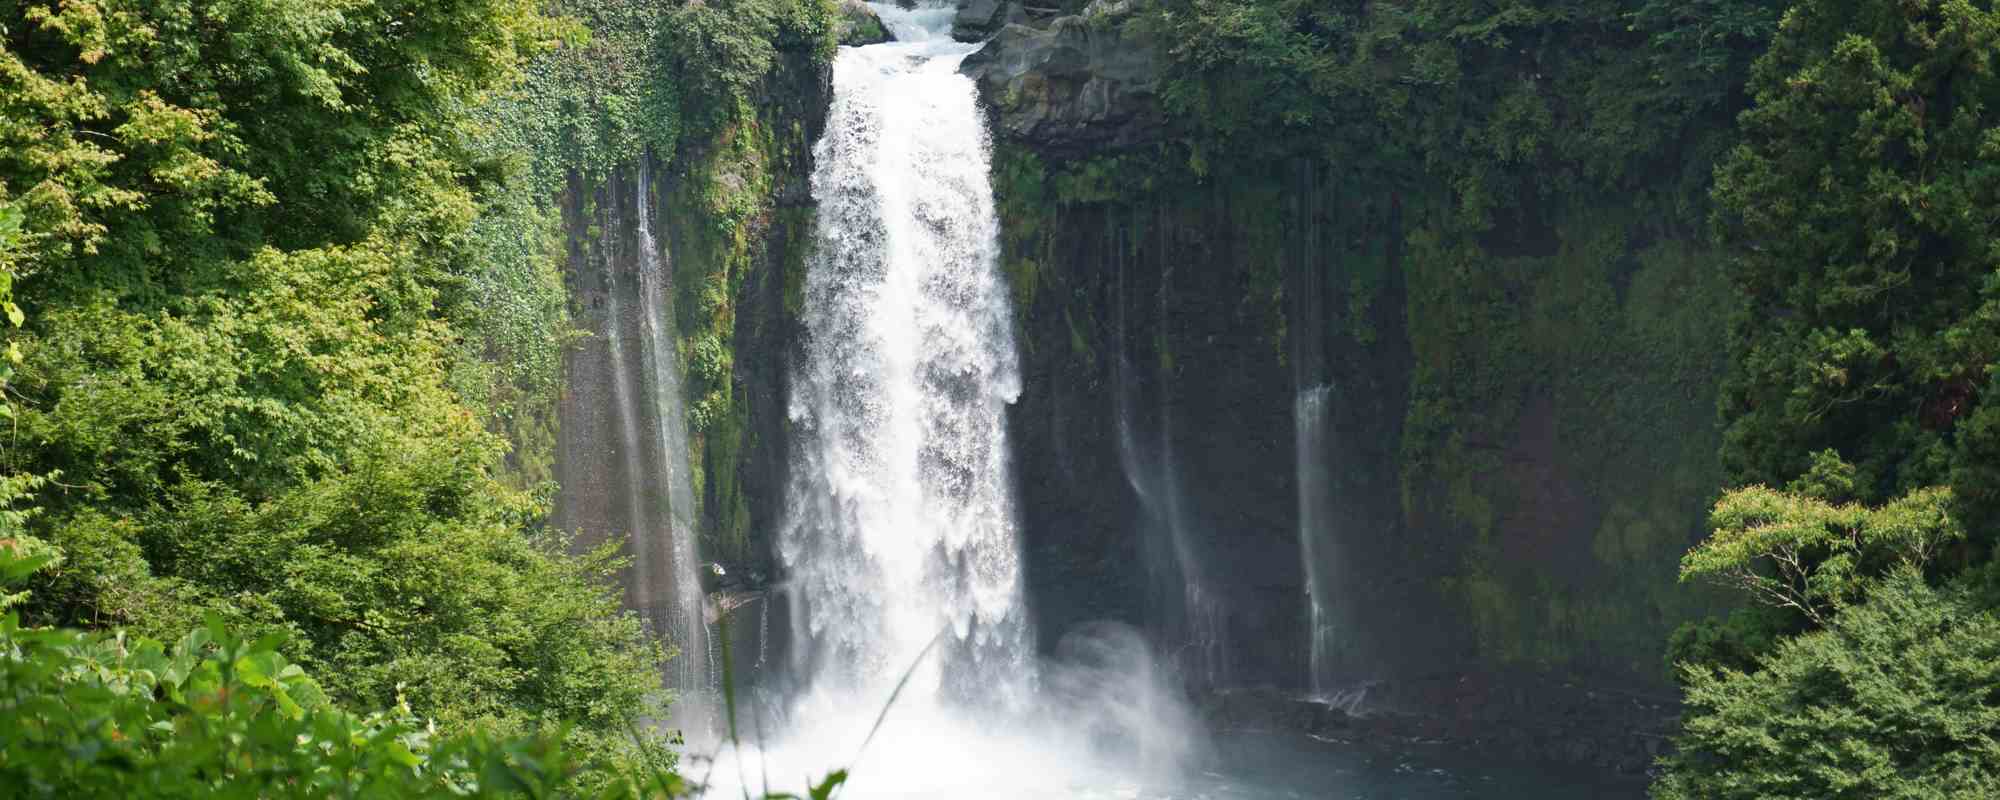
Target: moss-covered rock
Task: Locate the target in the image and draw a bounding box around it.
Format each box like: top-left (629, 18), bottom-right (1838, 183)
top-left (836, 0), bottom-right (891, 46)
top-left (960, 9), bottom-right (1164, 159)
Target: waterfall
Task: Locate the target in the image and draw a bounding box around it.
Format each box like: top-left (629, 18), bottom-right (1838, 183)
top-left (713, 9), bottom-right (1196, 795)
top-left (1295, 385), bottom-right (1335, 695)
top-left (1290, 160), bottom-right (1339, 695)
top-left (632, 162), bottom-right (715, 730)
top-left (779, 0), bottom-right (1029, 709)
top-left (1111, 212), bottom-right (1227, 690)
top-left (553, 160), bottom-right (714, 735)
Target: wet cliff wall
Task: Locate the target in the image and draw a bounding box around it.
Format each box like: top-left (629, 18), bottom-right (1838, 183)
top-left (968, 2), bottom-right (1740, 692)
top-left (551, 15), bottom-right (833, 679)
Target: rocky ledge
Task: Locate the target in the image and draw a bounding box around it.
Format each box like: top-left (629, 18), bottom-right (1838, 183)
top-left (1200, 673), bottom-right (1681, 779)
top-left (958, 0), bottom-right (1166, 158)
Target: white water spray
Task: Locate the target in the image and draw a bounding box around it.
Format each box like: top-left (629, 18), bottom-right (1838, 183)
top-left (779, 2), bottom-right (1029, 705)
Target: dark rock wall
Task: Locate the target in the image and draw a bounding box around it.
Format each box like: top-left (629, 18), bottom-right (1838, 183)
top-left (554, 44), bottom-right (832, 686)
top-left (970, 0), bottom-right (1730, 695)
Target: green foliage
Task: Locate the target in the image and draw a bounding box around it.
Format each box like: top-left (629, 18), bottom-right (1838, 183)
top-left (665, 0), bottom-right (837, 137)
top-left (0, 542), bottom-right (856, 798)
top-left (490, 0), bottom-right (681, 189)
top-left (0, 541), bottom-right (586, 799)
top-left (1, 614), bottom-right (592, 799)
top-left (1685, 482), bottom-right (1960, 626)
top-left (1664, 603), bottom-right (1790, 678)
top-left (835, 0), bottom-right (889, 47)
top-left (1136, 0), bottom-right (1779, 222)
top-left (1658, 7), bottom-right (2000, 788)
top-left (1713, 0), bottom-right (2000, 529)
top-left (0, 0), bottom-right (688, 776)
top-left (0, 0), bottom-right (559, 298)
top-left (1653, 568), bottom-right (2000, 800)
top-left (3, 245), bottom-right (670, 767)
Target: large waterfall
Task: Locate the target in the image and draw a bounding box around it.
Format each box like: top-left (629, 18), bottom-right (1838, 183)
top-left (714, 5), bottom-right (1192, 796)
top-left (779, 1), bottom-right (1029, 708)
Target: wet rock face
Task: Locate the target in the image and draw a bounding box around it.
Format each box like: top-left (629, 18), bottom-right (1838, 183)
top-left (959, 4), bottom-right (1165, 158)
top-left (951, 0), bottom-right (1023, 41)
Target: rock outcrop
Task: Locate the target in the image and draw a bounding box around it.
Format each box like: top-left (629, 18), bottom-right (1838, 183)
top-left (951, 0), bottom-right (1026, 41)
top-left (959, 2), bottom-right (1165, 158)
top-left (837, 0), bottom-right (891, 46)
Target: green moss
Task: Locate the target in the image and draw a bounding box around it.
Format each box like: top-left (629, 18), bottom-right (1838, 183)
top-left (1400, 208), bottom-right (1734, 678)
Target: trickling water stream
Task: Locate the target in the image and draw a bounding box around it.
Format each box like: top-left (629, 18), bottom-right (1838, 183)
top-left (1294, 384), bottom-right (1336, 695)
top-left (1112, 250), bottom-right (1229, 690)
top-left (633, 163), bottom-right (716, 731)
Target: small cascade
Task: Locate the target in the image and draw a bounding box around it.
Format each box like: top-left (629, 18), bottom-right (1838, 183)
top-left (1289, 158), bottom-right (1342, 696)
top-left (552, 160), bottom-right (714, 736)
top-left (631, 162), bottom-right (715, 731)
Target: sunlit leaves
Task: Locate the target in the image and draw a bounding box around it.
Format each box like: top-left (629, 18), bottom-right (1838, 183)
top-left (1684, 482), bottom-right (1959, 625)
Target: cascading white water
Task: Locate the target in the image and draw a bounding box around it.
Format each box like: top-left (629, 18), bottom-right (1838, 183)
top-left (1294, 384), bottom-right (1335, 695)
top-left (781, 0), bottom-right (1028, 710)
top-left (714, 7), bottom-right (1195, 797)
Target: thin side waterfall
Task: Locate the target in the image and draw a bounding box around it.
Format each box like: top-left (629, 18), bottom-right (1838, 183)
top-left (1289, 159), bottom-right (1340, 697)
top-left (632, 162), bottom-right (714, 730)
top-left (601, 194), bottom-right (659, 627)
top-left (779, 0), bottom-right (1029, 711)
top-left (552, 161), bottom-right (715, 737)
top-left (1295, 385), bottom-right (1335, 695)
top-left (1111, 213), bottom-right (1227, 690)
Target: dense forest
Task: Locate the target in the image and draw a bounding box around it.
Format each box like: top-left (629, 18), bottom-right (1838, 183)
top-left (2, 0), bottom-right (1999, 796)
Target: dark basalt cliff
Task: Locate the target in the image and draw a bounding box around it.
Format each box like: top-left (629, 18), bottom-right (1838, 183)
top-left (959, 4), bottom-right (1164, 158)
top-left (955, 0), bottom-right (1725, 725)
top-left (555, 39), bottom-right (833, 690)
top-left (556, 2), bottom-right (1719, 760)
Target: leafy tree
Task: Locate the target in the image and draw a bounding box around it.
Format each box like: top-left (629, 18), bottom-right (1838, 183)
top-left (1654, 568), bottom-right (2000, 800)
top-left (0, 0), bottom-right (689, 773)
top-left (1713, 0), bottom-right (2000, 529)
top-left (1683, 481), bottom-right (1959, 626)
top-left (1, 541), bottom-right (847, 798)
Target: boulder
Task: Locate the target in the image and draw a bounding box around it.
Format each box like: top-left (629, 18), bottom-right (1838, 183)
top-left (952, 0), bottom-right (1026, 41)
top-left (959, 10), bottom-right (1164, 157)
top-left (837, 0), bottom-right (892, 46)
